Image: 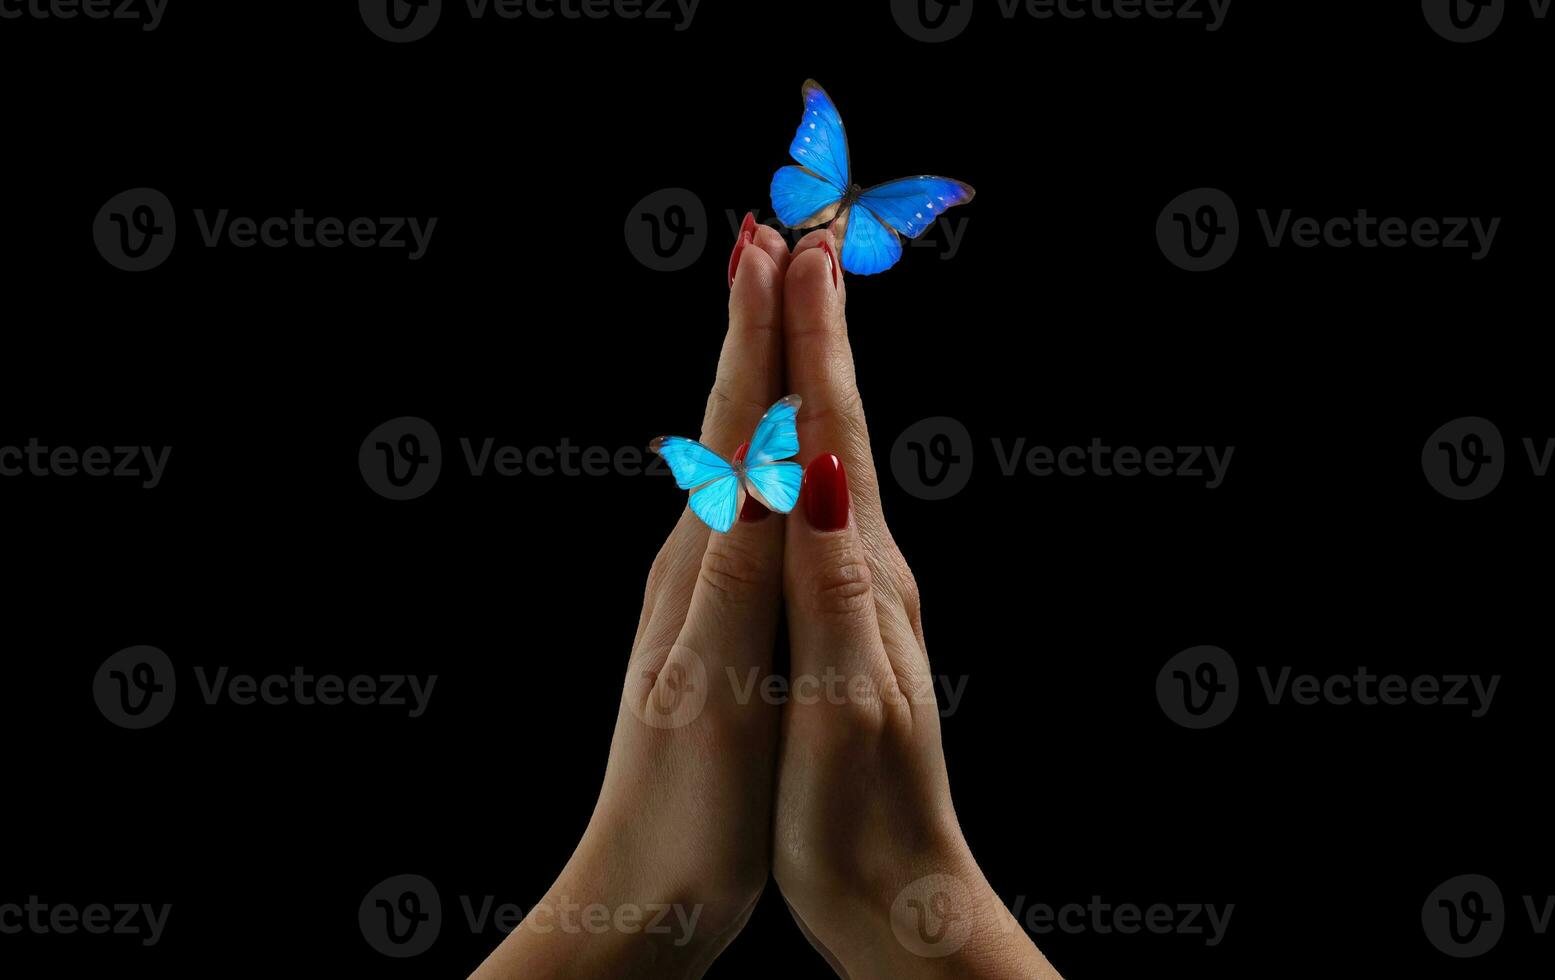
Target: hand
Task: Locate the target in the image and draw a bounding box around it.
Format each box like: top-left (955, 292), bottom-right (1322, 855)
top-left (771, 231), bottom-right (1063, 980)
top-left (471, 214), bottom-right (793, 980)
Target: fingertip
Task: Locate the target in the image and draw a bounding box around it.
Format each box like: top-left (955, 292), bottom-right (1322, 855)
top-left (783, 238), bottom-right (842, 328)
top-left (751, 222), bottom-right (791, 273)
top-left (790, 228), bottom-right (833, 255)
top-left (730, 235), bottom-right (781, 299)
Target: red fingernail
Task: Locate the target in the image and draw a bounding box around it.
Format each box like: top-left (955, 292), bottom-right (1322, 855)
top-left (819, 236), bottom-right (839, 289)
top-left (728, 211), bottom-right (757, 289)
top-left (801, 454), bottom-right (849, 531)
top-left (732, 441), bottom-right (770, 522)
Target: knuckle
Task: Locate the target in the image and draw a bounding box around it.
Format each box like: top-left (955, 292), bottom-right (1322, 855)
top-left (834, 691), bottom-right (893, 738)
top-left (891, 555), bottom-right (923, 628)
top-left (809, 549), bottom-right (875, 618)
top-left (644, 533), bottom-right (701, 612)
top-left (697, 536), bottom-right (775, 603)
top-left (645, 547), bottom-right (670, 598)
top-left (795, 376), bottom-right (864, 425)
top-left (644, 537), bottom-right (683, 599)
top-left (702, 384), bottom-right (767, 438)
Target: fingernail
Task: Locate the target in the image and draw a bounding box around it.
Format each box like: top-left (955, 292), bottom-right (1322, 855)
top-left (819, 236), bottom-right (839, 289)
top-left (728, 211), bottom-right (757, 289)
top-left (732, 441), bottom-right (770, 522)
top-left (801, 453), bottom-right (849, 532)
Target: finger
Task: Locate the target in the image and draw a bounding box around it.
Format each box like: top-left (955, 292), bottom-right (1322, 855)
top-left (783, 230), bottom-right (926, 678)
top-left (783, 451), bottom-right (901, 721)
top-left (636, 213), bottom-right (789, 699)
top-left (781, 229), bottom-right (891, 556)
top-left (733, 214), bottom-right (791, 290)
top-left (639, 212), bottom-right (789, 634)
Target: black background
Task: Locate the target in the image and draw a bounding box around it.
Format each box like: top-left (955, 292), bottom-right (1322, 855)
top-left (2, 0), bottom-right (1550, 976)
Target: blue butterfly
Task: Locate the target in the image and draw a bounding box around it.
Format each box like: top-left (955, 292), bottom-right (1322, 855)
top-left (770, 79), bottom-right (975, 276)
top-left (650, 395), bottom-right (804, 533)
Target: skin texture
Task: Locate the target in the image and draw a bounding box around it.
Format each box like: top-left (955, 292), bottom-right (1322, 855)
top-left (470, 226), bottom-right (1061, 980)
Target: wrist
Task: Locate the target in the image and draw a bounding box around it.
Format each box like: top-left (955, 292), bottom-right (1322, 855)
top-left (477, 841), bottom-right (750, 980)
top-left (784, 841), bottom-right (1060, 980)
top-left (564, 820), bottom-right (764, 964)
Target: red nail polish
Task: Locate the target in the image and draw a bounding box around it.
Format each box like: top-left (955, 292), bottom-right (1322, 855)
top-left (819, 237), bottom-right (839, 289)
top-left (728, 211), bottom-right (757, 288)
top-left (801, 454), bottom-right (849, 531)
top-left (732, 441), bottom-right (770, 522)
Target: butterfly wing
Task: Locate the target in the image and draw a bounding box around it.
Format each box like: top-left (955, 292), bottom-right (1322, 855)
top-left (649, 435), bottom-right (742, 533)
top-left (771, 165), bottom-right (845, 229)
top-left (834, 203), bottom-right (903, 276)
top-left (741, 394), bottom-right (803, 513)
top-left (744, 461), bottom-right (802, 514)
top-left (773, 80), bottom-right (975, 274)
top-left (745, 395), bottom-right (801, 466)
top-left (771, 80), bottom-right (851, 230)
top-left (788, 79), bottom-right (850, 191)
top-left (856, 177), bottom-right (975, 240)
top-left (837, 177), bottom-right (976, 276)
top-left (688, 475), bottom-right (741, 533)
top-left (651, 436), bottom-right (734, 490)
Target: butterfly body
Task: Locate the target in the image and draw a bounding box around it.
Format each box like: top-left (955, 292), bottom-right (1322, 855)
top-left (770, 80), bottom-right (975, 276)
top-left (651, 395), bottom-right (804, 533)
